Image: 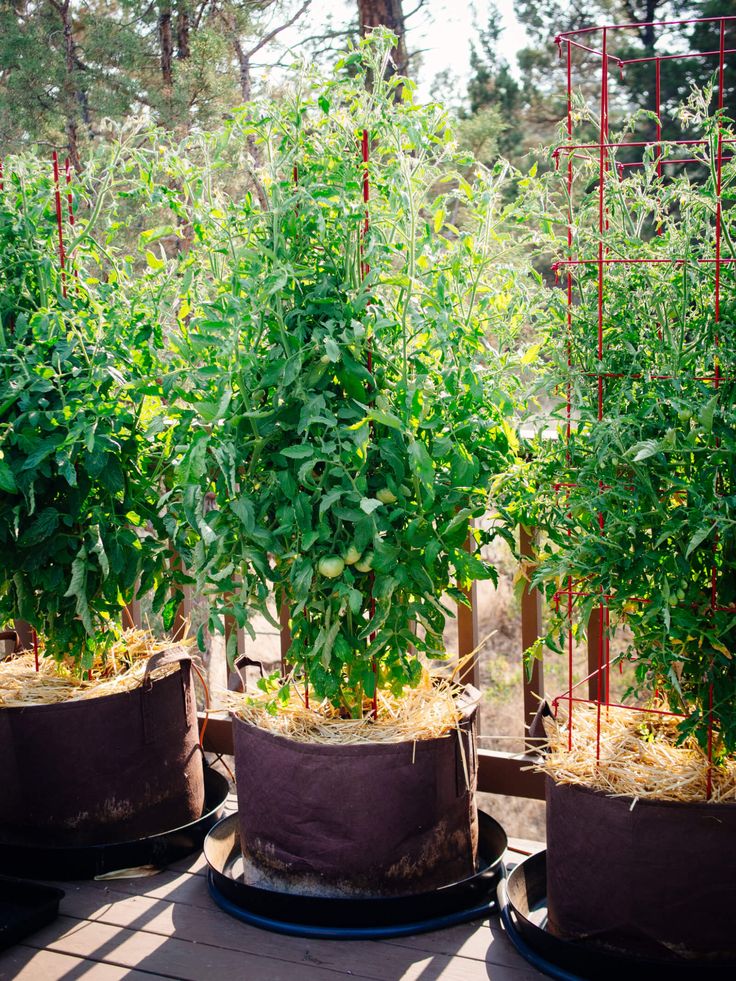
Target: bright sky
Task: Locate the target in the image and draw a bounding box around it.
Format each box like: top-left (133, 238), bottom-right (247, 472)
top-left (266, 0), bottom-right (532, 106)
top-left (407, 0), bottom-right (531, 97)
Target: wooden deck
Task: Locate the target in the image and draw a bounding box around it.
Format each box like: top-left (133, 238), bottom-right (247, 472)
top-left (0, 792), bottom-right (545, 980)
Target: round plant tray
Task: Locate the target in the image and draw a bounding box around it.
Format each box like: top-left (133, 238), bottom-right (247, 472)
top-left (0, 876), bottom-right (65, 951)
top-left (0, 766), bottom-right (229, 881)
top-left (205, 808), bottom-right (507, 940)
top-left (499, 850), bottom-right (736, 981)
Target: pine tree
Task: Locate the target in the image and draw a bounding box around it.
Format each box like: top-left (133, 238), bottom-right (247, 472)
top-left (0, 1), bottom-right (313, 158)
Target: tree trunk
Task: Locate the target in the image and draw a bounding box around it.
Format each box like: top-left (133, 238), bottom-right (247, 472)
top-left (357, 0), bottom-right (408, 77)
top-left (50, 0), bottom-right (83, 171)
top-left (73, 56), bottom-right (95, 138)
top-left (233, 36), bottom-right (251, 103)
top-left (218, 10), bottom-right (254, 138)
top-left (159, 5), bottom-right (174, 88)
top-left (177, 4), bottom-right (191, 60)
top-left (65, 119), bottom-right (81, 173)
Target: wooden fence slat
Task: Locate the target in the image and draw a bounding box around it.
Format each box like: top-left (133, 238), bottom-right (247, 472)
top-left (587, 605), bottom-right (603, 702)
top-left (458, 527), bottom-right (480, 691)
top-left (122, 599), bottom-right (142, 631)
top-left (519, 526), bottom-right (544, 746)
top-left (279, 601), bottom-right (291, 670)
top-left (168, 550), bottom-right (192, 642)
top-left (477, 749), bottom-right (546, 800)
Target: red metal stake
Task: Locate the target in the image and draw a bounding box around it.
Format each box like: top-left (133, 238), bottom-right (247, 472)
top-left (565, 42), bottom-right (573, 457)
top-left (32, 629), bottom-right (39, 673)
top-left (597, 27), bottom-right (607, 425)
top-left (567, 576), bottom-right (573, 750)
top-left (359, 127), bottom-right (378, 720)
top-left (705, 18), bottom-right (727, 802)
top-left (706, 681), bottom-right (714, 800)
top-left (52, 151), bottom-right (67, 298)
top-left (290, 160), bottom-right (307, 709)
top-left (655, 58), bottom-right (662, 182)
top-left (64, 157), bottom-right (78, 282)
top-left (655, 56), bottom-right (664, 360)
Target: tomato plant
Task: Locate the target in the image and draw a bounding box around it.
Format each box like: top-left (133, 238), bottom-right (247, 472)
top-left (500, 87), bottom-right (736, 754)
top-left (167, 32), bottom-right (528, 715)
top-left (0, 157), bottom-right (173, 669)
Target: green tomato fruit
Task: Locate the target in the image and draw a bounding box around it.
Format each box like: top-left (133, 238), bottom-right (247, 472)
top-left (677, 408), bottom-right (692, 423)
top-left (318, 556), bottom-right (345, 579)
top-left (343, 545), bottom-right (362, 566)
top-left (355, 552), bottom-right (374, 573)
top-left (376, 487), bottom-right (397, 504)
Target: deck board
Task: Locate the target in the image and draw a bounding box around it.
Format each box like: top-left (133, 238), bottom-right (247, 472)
top-left (0, 847), bottom-right (544, 980)
top-left (0, 947), bottom-right (160, 980)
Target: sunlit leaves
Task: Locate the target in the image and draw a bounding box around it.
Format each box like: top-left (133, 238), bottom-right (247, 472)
top-left (0, 157), bottom-right (172, 666)
top-left (510, 98), bottom-right (736, 752)
top-left (166, 33), bottom-right (525, 713)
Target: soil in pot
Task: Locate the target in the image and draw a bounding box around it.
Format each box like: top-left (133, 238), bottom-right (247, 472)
top-left (226, 679), bottom-right (481, 898)
top-left (0, 631), bottom-right (205, 845)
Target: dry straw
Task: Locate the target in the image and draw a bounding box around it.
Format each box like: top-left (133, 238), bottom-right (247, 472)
top-left (541, 703), bottom-right (736, 804)
top-left (0, 629), bottom-right (191, 707)
top-left (219, 670), bottom-right (477, 746)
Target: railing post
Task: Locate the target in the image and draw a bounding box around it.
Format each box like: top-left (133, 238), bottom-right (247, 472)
top-left (458, 527), bottom-right (480, 693)
top-left (587, 605), bottom-right (603, 702)
top-left (12, 620), bottom-right (34, 651)
top-left (279, 601), bottom-right (291, 672)
top-left (520, 525), bottom-right (544, 745)
top-left (122, 597), bottom-right (141, 630)
top-left (169, 551), bottom-right (192, 643)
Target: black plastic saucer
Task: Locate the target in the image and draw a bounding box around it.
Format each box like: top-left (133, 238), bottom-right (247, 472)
top-left (205, 809), bottom-right (507, 940)
top-left (499, 850), bottom-right (736, 981)
top-left (0, 766), bottom-right (230, 881)
top-left (0, 877), bottom-right (64, 951)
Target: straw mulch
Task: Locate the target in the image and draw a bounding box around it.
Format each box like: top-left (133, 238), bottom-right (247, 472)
top-left (0, 629), bottom-right (192, 707)
top-left (219, 670), bottom-right (476, 746)
top-left (541, 702), bottom-right (736, 804)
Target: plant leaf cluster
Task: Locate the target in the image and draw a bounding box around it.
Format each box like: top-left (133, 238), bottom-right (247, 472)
top-left (0, 159), bottom-right (172, 668)
top-left (500, 89), bottom-right (736, 754)
top-left (166, 33), bottom-right (527, 714)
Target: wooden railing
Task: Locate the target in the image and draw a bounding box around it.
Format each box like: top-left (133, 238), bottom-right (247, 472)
top-left (6, 525), bottom-right (583, 803)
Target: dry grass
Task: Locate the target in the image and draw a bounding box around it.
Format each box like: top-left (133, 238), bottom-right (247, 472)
top-left (0, 629), bottom-right (190, 707)
top-left (541, 702), bottom-right (736, 804)
top-left (217, 668), bottom-right (477, 746)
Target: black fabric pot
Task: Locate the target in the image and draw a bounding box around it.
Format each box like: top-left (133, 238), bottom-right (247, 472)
top-left (546, 777), bottom-right (736, 961)
top-left (0, 647), bottom-right (205, 845)
top-left (232, 688), bottom-right (480, 898)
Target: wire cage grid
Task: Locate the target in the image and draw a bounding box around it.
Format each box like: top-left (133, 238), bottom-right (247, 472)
top-left (549, 15), bottom-right (736, 797)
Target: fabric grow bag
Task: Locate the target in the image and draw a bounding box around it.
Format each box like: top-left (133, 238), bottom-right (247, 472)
top-left (0, 647), bottom-right (205, 845)
top-left (546, 777), bottom-right (736, 961)
top-left (232, 687), bottom-right (480, 898)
